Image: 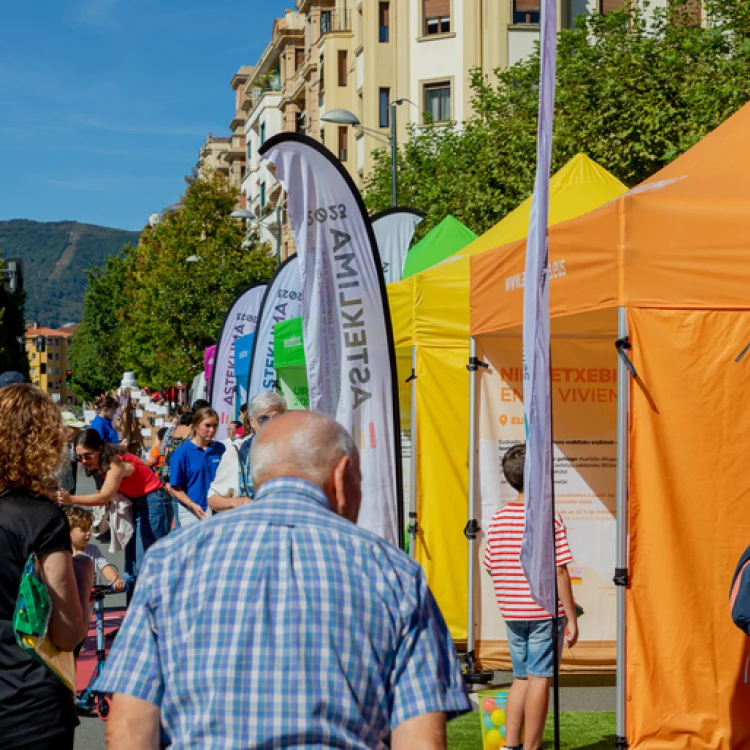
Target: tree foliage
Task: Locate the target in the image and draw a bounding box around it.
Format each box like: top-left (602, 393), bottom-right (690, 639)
top-left (0, 256), bottom-right (29, 378)
top-left (70, 172), bottom-right (277, 397)
top-left (364, 0), bottom-right (750, 236)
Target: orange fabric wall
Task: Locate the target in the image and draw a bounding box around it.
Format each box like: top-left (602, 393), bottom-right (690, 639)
top-left (628, 309), bottom-right (750, 749)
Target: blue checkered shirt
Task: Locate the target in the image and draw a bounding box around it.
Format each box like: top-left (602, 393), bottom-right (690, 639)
top-left (95, 477), bottom-right (470, 748)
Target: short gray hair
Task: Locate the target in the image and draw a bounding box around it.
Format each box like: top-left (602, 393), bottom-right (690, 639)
top-left (247, 392), bottom-right (287, 417)
top-left (250, 411), bottom-right (357, 491)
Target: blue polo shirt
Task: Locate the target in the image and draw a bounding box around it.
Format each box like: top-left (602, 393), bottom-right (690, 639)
top-left (90, 414), bottom-right (119, 444)
top-left (169, 440), bottom-right (225, 511)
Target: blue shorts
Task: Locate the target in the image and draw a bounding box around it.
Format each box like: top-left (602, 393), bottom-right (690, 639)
top-left (506, 618), bottom-right (566, 679)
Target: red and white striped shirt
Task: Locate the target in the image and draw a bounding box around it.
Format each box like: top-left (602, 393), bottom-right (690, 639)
top-left (483, 502), bottom-right (573, 621)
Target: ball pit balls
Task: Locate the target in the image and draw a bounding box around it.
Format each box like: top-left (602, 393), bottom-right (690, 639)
top-left (491, 708), bottom-right (506, 726)
top-left (483, 715), bottom-right (496, 730)
top-left (485, 728), bottom-right (501, 746)
top-left (482, 698), bottom-right (498, 713)
top-left (497, 694), bottom-right (508, 707)
top-left (500, 725), bottom-right (506, 739)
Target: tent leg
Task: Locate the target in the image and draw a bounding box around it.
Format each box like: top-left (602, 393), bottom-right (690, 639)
top-left (615, 307), bottom-right (630, 749)
top-left (408, 346), bottom-right (418, 558)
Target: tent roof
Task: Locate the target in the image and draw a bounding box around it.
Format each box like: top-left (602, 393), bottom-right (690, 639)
top-left (402, 215), bottom-right (477, 278)
top-left (471, 103), bottom-right (750, 336)
top-left (388, 154), bottom-right (627, 349)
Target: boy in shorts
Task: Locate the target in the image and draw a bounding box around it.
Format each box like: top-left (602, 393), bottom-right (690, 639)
top-left (484, 444), bottom-right (578, 750)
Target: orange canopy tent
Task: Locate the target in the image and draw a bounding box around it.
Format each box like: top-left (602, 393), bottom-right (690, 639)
top-left (470, 104), bottom-right (750, 749)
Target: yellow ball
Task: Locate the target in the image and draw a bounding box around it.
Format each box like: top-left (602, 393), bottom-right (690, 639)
top-left (491, 708), bottom-right (506, 726)
top-left (486, 728), bottom-right (501, 747)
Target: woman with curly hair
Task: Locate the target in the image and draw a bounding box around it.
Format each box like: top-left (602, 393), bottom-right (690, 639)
top-left (57, 428), bottom-right (172, 602)
top-left (0, 384), bottom-right (94, 750)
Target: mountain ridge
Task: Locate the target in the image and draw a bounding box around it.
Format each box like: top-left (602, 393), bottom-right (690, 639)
top-left (0, 219), bottom-right (141, 328)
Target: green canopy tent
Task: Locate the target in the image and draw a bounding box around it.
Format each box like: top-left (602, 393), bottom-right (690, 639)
top-left (273, 317), bottom-right (308, 410)
top-left (401, 215), bottom-right (478, 278)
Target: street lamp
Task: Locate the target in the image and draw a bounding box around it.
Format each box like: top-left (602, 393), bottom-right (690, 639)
top-left (322, 99), bottom-right (414, 207)
top-left (231, 205), bottom-right (283, 267)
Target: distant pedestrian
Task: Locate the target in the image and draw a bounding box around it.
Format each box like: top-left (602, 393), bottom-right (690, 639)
top-left (169, 407), bottom-right (224, 527)
top-left (59, 411), bottom-right (85, 494)
top-left (484, 444), bottom-right (579, 750)
top-left (90, 395), bottom-right (124, 446)
top-left (98, 411), bottom-right (470, 749)
top-left (0, 371), bottom-right (26, 389)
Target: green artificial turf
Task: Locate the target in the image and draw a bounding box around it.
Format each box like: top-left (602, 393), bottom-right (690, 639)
top-left (447, 711), bottom-right (616, 750)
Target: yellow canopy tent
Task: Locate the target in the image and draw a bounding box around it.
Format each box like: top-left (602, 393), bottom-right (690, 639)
top-left (470, 105), bottom-right (750, 749)
top-left (386, 154), bottom-right (627, 644)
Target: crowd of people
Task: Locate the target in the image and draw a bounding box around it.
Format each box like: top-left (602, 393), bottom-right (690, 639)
top-left (0, 369), bottom-right (601, 750)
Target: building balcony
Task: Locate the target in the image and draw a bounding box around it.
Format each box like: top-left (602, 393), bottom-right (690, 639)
top-left (229, 111), bottom-right (248, 132)
top-left (314, 9), bottom-right (351, 44)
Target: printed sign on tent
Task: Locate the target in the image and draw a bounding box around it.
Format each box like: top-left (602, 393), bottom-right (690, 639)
top-left (234, 333), bottom-right (255, 418)
top-left (209, 284), bottom-right (266, 441)
top-left (247, 255), bottom-right (303, 402)
top-left (260, 134), bottom-right (403, 546)
top-left (371, 208), bottom-right (424, 284)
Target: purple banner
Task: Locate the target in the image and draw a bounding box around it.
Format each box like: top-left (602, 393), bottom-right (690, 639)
top-left (520, 0), bottom-right (559, 617)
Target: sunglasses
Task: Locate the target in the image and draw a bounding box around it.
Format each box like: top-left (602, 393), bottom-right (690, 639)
top-left (76, 452), bottom-right (96, 462)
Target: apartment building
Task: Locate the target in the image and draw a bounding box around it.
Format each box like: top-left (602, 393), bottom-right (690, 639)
top-left (197, 133), bottom-right (231, 180)
top-left (25, 325), bottom-right (78, 405)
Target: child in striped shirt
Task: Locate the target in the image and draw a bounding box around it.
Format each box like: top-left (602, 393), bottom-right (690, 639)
top-left (484, 443), bottom-right (578, 750)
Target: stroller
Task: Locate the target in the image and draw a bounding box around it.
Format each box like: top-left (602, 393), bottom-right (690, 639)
top-left (75, 583), bottom-right (125, 720)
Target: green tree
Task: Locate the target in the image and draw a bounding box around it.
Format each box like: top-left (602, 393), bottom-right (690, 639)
top-left (117, 172), bottom-right (276, 389)
top-left (365, 0), bottom-right (750, 236)
top-left (68, 250), bottom-right (132, 402)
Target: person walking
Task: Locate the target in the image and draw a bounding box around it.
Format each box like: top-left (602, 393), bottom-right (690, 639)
top-left (57, 428), bottom-right (172, 601)
top-left (59, 411), bottom-right (85, 494)
top-left (169, 407), bottom-right (224, 527)
top-left (97, 410), bottom-right (470, 749)
top-left (0, 384), bottom-right (93, 750)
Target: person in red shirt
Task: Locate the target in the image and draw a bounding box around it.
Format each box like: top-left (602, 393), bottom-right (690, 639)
top-left (58, 429), bottom-right (172, 603)
top-left (483, 443), bottom-right (578, 750)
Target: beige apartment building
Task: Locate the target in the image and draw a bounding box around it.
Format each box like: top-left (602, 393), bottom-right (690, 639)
top-left (197, 134), bottom-right (231, 180)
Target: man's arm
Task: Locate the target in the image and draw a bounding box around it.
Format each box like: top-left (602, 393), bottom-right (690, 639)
top-left (392, 711), bottom-right (447, 750)
top-left (106, 693), bottom-right (160, 750)
top-left (556, 564), bottom-right (578, 647)
top-left (207, 493), bottom-right (251, 512)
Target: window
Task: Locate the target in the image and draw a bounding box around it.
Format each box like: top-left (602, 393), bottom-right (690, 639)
top-left (338, 126), bottom-right (348, 162)
top-left (40, 363), bottom-right (46, 375)
top-left (379, 2), bottom-right (390, 42)
top-left (423, 81), bottom-right (451, 123)
top-left (320, 10), bottom-right (332, 34)
top-left (424, 0), bottom-right (450, 35)
top-left (338, 50), bottom-right (348, 87)
top-left (295, 47), bottom-right (304, 70)
top-left (260, 121), bottom-right (266, 145)
top-left (260, 181), bottom-right (266, 208)
top-left (600, 0), bottom-right (626, 13)
top-left (513, 0), bottom-right (540, 24)
top-left (295, 111), bottom-right (306, 134)
top-left (379, 88), bottom-right (390, 128)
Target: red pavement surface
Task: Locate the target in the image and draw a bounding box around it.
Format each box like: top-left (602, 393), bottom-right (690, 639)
top-left (75, 607), bottom-right (127, 694)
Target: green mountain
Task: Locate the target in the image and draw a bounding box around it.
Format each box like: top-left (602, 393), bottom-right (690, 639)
top-left (0, 219), bottom-right (140, 328)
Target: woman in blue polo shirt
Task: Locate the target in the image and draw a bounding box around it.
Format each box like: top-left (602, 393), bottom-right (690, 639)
top-left (169, 407), bottom-right (225, 528)
top-left (90, 395), bottom-right (122, 445)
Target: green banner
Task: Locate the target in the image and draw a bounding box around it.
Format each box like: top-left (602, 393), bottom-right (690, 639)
top-left (273, 317), bottom-right (308, 409)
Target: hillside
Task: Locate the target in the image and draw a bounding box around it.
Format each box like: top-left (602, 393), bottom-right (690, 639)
top-left (0, 219), bottom-right (140, 327)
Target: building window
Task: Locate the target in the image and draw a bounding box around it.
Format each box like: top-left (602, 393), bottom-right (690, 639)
top-left (379, 2), bottom-right (390, 42)
top-left (295, 111), bottom-right (306, 134)
top-left (320, 10), bottom-right (332, 34)
top-left (423, 81), bottom-right (451, 123)
top-left (338, 126), bottom-right (348, 162)
top-left (260, 121), bottom-right (266, 145)
top-left (600, 0), bottom-right (626, 12)
top-left (424, 0), bottom-right (450, 35)
top-left (379, 88), bottom-right (390, 128)
top-left (295, 47), bottom-right (304, 70)
top-left (513, 0), bottom-right (540, 24)
top-left (338, 50), bottom-right (348, 87)
top-left (260, 181), bottom-right (266, 208)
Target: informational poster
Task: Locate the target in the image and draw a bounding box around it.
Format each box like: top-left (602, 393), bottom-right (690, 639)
top-left (474, 334), bottom-right (617, 671)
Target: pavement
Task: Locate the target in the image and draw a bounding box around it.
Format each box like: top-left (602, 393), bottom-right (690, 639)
top-left (70, 467), bottom-right (614, 749)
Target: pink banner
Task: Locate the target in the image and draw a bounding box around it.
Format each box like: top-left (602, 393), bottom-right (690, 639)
top-left (204, 345), bottom-right (216, 384)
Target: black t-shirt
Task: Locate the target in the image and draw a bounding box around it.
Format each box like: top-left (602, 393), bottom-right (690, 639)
top-left (0, 489), bottom-right (78, 746)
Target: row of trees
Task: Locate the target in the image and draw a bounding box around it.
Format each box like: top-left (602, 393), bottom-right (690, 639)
top-left (69, 173), bottom-right (276, 402)
top-left (364, 0), bottom-right (750, 235)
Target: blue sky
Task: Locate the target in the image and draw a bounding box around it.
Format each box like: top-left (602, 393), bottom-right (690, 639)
top-left (0, 0), bottom-right (286, 231)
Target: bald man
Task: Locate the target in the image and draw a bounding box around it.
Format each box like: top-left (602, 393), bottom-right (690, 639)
top-left (97, 411), bottom-right (470, 750)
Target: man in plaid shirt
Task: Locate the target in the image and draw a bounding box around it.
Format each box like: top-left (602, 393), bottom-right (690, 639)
top-left (98, 410), bottom-right (470, 749)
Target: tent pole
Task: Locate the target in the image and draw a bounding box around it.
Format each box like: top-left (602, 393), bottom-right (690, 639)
top-left (615, 306), bottom-right (630, 749)
top-left (466, 336), bottom-right (478, 665)
top-left (409, 345), bottom-right (418, 558)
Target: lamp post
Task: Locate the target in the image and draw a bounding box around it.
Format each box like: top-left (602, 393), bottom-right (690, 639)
top-left (231, 206), bottom-right (282, 267)
top-left (322, 100), bottom-right (413, 207)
